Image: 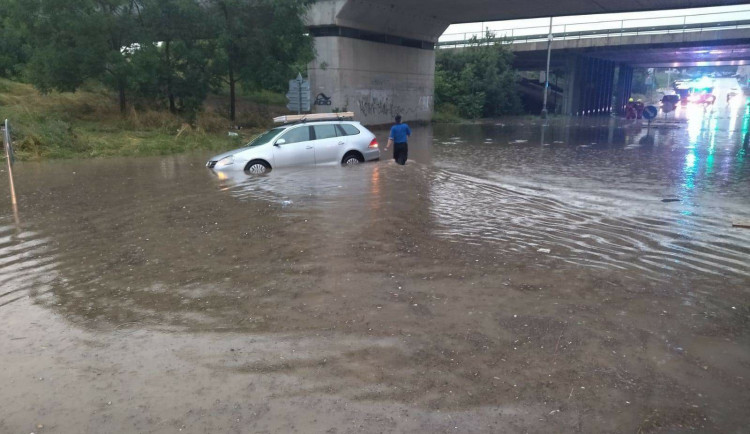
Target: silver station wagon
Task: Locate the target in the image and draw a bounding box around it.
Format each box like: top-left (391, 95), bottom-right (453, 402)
top-left (207, 114), bottom-right (380, 173)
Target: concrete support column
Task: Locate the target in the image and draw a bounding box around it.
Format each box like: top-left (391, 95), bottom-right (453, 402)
top-left (306, 0), bottom-right (448, 125)
top-left (562, 56), bottom-right (580, 116)
top-left (308, 36), bottom-right (436, 125)
top-left (613, 64), bottom-right (634, 115)
top-left (562, 55), bottom-right (618, 116)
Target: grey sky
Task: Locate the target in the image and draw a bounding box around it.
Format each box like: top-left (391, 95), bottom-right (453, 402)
top-left (441, 4), bottom-right (750, 41)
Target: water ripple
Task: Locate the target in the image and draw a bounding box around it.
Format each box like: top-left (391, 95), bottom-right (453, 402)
top-left (429, 169), bottom-right (750, 279)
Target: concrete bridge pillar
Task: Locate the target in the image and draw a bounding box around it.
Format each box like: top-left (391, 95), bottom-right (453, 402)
top-left (613, 64), bottom-right (634, 115)
top-left (306, 0), bottom-right (448, 125)
top-left (562, 55), bottom-right (618, 116)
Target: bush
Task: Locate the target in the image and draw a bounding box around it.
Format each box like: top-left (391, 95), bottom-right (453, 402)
top-left (435, 35), bottom-right (522, 119)
top-left (195, 110), bottom-right (230, 133)
top-left (123, 109), bottom-right (183, 131)
top-left (432, 103), bottom-right (463, 123)
top-left (13, 118), bottom-right (91, 158)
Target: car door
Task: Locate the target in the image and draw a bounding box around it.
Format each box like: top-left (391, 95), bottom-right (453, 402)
top-left (272, 126), bottom-right (315, 168)
top-left (311, 124), bottom-right (344, 165)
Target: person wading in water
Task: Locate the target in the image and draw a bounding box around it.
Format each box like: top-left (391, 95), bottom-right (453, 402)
top-left (385, 115), bottom-right (411, 165)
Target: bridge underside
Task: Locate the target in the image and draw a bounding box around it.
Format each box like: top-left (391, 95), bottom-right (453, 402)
top-left (512, 30), bottom-right (750, 69)
top-left (355, 0), bottom-right (747, 24)
top-left (512, 35), bottom-right (750, 115)
top-left (514, 42), bottom-right (750, 69)
top-left (307, 0), bottom-right (750, 124)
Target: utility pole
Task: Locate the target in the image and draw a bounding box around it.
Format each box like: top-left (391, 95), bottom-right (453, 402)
top-left (3, 119), bottom-right (18, 226)
top-left (297, 75), bottom-right (302, 115)
top-left (541, 16), bottom-right (553, 119)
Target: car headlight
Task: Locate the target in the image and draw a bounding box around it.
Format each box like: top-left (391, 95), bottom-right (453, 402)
top-left (216, 155), bottom-right (234, 167)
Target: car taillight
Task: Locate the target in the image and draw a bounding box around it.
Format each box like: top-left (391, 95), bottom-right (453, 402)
top-left (369, 138), bottom-right (378, 148)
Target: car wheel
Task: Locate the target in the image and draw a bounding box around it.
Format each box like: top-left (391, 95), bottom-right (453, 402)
top-left (245, 160), bottom-right (271, 174)
top-left (342, 152), bottom-right (364, 166)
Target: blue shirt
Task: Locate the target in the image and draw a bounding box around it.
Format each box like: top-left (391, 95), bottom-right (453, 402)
top-left (389, 123), bottom-right (411, 144)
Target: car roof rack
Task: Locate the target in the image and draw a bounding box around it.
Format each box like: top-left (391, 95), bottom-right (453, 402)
top-left (273, 112), bottom-right (355, 125)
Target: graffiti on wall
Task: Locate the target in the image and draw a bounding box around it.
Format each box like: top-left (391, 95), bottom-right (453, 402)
top-left (314, 93), bottom-right (332, 106)
top-left (357, 94), bottom-right (408, 118)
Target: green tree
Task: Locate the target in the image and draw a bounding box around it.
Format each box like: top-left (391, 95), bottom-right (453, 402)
top-left (0, 1), bottom-right (30, 78)
top-left (435, 35), bottom-right (521, 119)
top-left (5, 0), bottom-right (315, 121)
top-left (207, 0), bottom-right (313, 122)
top-left (134, 0), bottom-right (213, 116)
top-left (18, 0), bottom-right (144, 113)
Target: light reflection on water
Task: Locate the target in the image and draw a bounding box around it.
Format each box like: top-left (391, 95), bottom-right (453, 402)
top-left (426, 111), bottom-right (749, 279)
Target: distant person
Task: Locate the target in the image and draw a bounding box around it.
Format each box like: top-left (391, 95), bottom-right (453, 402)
top-left (625, 98), bottom-right (636, 120)
top-left (635, 99), bottom-right (645, 119)
top-left (385, 115), bottom-right (411, 165)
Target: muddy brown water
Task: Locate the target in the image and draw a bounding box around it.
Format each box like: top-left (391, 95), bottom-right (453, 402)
top-left (1, 113), bottom-right (749, 433)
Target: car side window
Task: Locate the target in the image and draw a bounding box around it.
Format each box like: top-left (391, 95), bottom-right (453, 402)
top-left (313, 124), bottom-right (338, 140)
top-left (338, 124), bottom-right (360, 136)
top-left (280, 126), bottom-right (311, 144)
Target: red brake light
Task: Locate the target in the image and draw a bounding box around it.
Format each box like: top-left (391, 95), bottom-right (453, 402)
top-left (369, 138), bottom-right (379, 148)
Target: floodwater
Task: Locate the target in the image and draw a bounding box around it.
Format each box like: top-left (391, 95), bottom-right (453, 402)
top-left (1, 109), bottom-right (749, 433)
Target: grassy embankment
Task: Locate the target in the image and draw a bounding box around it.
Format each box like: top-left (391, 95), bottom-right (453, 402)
top-left (0, 78), bottom-right (286, 160)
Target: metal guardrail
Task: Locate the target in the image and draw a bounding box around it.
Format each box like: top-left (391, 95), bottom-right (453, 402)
top-left (438, 9), bottom-right (750, 48)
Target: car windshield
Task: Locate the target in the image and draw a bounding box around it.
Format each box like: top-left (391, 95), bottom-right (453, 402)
top-left (247, 127), bottom-right (285, 147)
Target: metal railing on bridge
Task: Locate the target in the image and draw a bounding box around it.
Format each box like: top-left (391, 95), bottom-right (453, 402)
top-left (437, 8), bottom-right (750, 48)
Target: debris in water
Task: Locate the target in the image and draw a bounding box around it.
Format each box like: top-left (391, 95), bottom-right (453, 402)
top-left (537, 248), bottom-right (551, 254)
top-left (661, 198), bottom-right (680, 203)
top-left (732, 221), bottom-right (750, 229)
top-left (281, 200), bottom-right (293, 207)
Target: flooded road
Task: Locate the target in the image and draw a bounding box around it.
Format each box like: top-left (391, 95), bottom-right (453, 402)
top-left (1, 112), bottom-right (749, 433)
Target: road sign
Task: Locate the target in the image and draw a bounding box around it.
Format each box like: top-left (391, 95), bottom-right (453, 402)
top-left (642, 105), bottom-right (658, 120)
top-left (286, 73), bottom-right (310, 113)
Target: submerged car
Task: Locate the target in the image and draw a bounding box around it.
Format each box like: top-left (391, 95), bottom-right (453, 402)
top-left (207, 114), bottom-right (379, 173)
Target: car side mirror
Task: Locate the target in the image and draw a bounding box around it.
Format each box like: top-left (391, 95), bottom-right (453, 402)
top-left (275, 139), bottom-right (286, 147)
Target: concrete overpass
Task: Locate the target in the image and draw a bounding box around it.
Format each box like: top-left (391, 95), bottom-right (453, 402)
top-left (306, 0), bottom-right (748, 124)
top-left (509, 29), bottom-right (750, 68)
top-left (443, 24), bottom-right (750, 115)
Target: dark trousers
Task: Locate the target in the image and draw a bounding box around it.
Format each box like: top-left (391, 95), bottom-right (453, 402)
top-left (393, 142), bottom-right (408, 165)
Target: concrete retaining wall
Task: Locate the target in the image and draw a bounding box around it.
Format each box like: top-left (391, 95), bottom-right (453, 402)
top-left (308, 36), bottom-right (435, 125)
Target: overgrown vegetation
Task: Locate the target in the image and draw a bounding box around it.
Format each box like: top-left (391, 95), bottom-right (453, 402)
top-left (1, 0), bottom-right (313, 122)
top-left (0, 78), bottom-right (281, 159)
top-left (434, 35), bottom-right (521, 120)
top-left (0, 0), bottom-right (312, 159)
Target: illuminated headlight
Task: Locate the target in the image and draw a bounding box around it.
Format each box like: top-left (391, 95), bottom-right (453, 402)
top-left (216, 155), bottom-right (234, 167)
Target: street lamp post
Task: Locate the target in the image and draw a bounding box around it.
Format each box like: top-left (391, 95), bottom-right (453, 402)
top-left (541, 16), bottom-right (553, 119)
